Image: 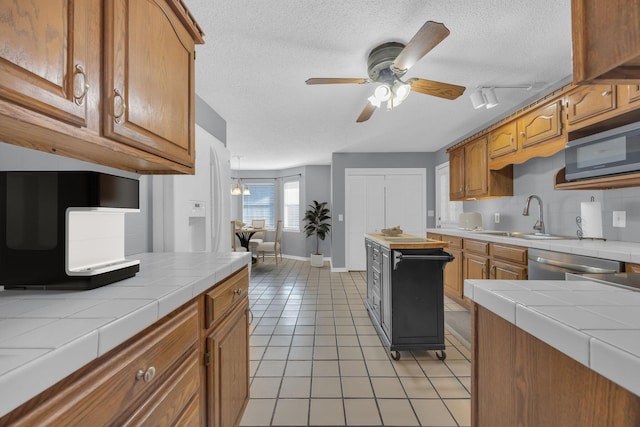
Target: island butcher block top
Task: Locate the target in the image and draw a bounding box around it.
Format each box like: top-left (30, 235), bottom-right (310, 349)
top-left (365, 233), bottom-right (449, 249)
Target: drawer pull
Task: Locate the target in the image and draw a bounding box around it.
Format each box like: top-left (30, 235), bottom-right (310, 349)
top-left (135, 366), bottom-right (156, 383)
top-left (233, 288), bottom-right (244, 296)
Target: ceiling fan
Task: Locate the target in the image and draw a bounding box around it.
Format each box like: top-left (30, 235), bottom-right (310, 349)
top-left (306, 21), bottom-right (466, 123)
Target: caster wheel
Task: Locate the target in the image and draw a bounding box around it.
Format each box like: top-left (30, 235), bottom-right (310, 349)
top-left (436, 350), bottom-right (446, 361)
top-left (391, 351), bottom-right (401, 361)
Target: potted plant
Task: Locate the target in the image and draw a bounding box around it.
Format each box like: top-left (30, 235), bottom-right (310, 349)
top-left (303, 200), bottom-right (331, 267)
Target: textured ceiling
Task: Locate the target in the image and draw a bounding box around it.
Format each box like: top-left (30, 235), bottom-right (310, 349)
top-left (184, 0), bottom-right (572, 170)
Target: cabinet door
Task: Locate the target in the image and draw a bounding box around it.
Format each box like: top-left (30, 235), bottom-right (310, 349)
top-left (443, 248), bottom-right (462, 297)
top-left (463, 253), bottom-right (488, 280)
top-left (207, 299), bottom-right (250, 427)
top-left (465, 137), bottom-right (489, 198)
top-left (628, 85), bottom-right (640, 104)
top-left (518, 100), bottom-right (562, 148)
top-left (381, 248), bottom-right (392, 339)
top-left (489, 122), bottom-right (518, 159)
top-left (104, 0), bottom-right (196, 167)
top-left (566, 84), bottom-right (616, 125)
top-left (490, 260), bottom-right (527, 280)
top-left (0, 0), bottom-right (91, 126)
top-left (449, 146), bottom-right (465, 200)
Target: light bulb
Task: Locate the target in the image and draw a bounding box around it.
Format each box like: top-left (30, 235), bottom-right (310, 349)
top-left (374, 84), bottom-right (391, 102)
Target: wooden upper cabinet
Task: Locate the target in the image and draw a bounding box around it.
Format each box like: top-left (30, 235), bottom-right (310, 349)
top-left (0, 0), bottom-right (91, 127)
top-left (627, 85), bottom-right (640, 104)
top-left (566, 84), bottom-right (616, 125)
top-left (489, 122), bottom-right (517, 159)
top-left (104, 0), bottom-right (202, 168)
top-left (572, 0), bottom-right (640, 83)
top-left (449, 146), bottom-right (465, 200)
top-left (465, 137), bottom-right (489, 198)
top-left (450, 136), bottom-right (513, 201)
top-left (518, 100), bottom-right (562, 148)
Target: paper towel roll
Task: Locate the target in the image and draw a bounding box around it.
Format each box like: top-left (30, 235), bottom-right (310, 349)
top-left (580, 201), bottom-right (603, 238)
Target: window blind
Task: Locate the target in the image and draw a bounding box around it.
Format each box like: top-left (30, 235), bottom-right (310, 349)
top-left (243, 183), bottom-right (274, 228)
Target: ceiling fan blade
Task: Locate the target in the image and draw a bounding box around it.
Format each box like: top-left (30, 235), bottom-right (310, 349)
top-left (306, 78), bottom-right (369, 85)
top-left (410, 78), bottom-right (465, 100)
top-left (392, 21), bottom-right (450, 73)
top-left (356, 103), bottom-right (377, 123)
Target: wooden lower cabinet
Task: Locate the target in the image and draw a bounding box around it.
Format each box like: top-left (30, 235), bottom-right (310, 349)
top-left (205, 299), bottom-right (250, 427)
top-left (428, 233), bottom-right (464, 306)
top-left (0, 300), bottom-right (201, 426)
top-left (0, 266), bottom-right (251, 427)
top-left (473, 304), bottom-right (640, 426)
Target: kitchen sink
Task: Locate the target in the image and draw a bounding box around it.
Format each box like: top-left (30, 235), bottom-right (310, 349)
top-left (471, 231), bottom-right (576, 240)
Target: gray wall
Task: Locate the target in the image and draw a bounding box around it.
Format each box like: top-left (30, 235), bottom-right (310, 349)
top-left (331, 152), bottom-right (436, 270)
top-left (232, 165), bottom-right (332, 258)
top-left (196, 95), bottom-right (227, 145)
top-left (462, 151), bottom-right (640, 242)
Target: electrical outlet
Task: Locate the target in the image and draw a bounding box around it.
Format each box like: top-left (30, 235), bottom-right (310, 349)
top-left (494, 212), bottom-right (500, 223)
top-left (613, 211), bottom-right (626, 228)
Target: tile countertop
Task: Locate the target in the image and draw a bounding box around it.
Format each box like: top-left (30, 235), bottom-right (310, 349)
top-left (0, 251), bottom-right (251, 418)
top-left (427, 228), bottom-right (640, 264)
top-left (464, 278), bottom-right (640, 397)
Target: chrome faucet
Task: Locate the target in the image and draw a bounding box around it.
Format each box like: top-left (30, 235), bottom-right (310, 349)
top-left (522, 195), bottom-right (545, 234)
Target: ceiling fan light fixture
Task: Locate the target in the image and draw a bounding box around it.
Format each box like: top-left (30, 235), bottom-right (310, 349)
top-left (484, 87), bottom-right (499, 108)
top-left (374, 84), bottom-right (391, 102)
top-left (470, 89), bottom-right (486, 109)
top-left (368, 95), bottom-right (381, 108)
top-left (392, 81), bottom-right (411, 102)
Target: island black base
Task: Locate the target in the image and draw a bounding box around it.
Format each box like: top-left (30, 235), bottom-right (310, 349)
top-left (365, 239), bottom-right (453, 361)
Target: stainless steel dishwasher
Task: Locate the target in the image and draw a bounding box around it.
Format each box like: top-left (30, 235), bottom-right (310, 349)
top-left (528, 248), bottom-right (623, 280)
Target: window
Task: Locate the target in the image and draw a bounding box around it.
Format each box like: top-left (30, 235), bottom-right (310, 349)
top-left (243, 183), bottom-right (274, 228)
top-left (283, 180), bottom-right (300, 230)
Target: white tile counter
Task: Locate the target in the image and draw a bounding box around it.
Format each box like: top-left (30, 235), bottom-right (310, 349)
top-left (0, 251), bottom-right (251, 418)
top-left (465, 278), bottom-right (640, 397)
top-left (427, 228), bottom-right (640, 263)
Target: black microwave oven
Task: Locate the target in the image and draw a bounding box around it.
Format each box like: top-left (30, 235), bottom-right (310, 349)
top-left (565, 122), bottom-right (640, 181)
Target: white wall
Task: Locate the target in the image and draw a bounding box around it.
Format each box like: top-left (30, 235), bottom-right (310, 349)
top-left (0, 142), bottom-right (150, 255)
top-left (152, 125), bottom-right (230, 252)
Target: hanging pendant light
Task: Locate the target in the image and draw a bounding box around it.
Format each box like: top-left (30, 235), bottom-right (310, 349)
top-left (231, 155), bottom-right (248, 195)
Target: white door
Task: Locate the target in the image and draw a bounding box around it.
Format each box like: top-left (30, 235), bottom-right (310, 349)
top-left (385, 174), bottom-right (425, 237)
top-left (346, 174), bottom-right (385, 271)
top-left (345, 168), bottom-right (426, 271)
top-left (435, 162), bottom-right (463, 229)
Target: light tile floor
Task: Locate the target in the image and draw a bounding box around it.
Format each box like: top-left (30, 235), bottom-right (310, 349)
top-left (240, 257), bottom-right (471, 427)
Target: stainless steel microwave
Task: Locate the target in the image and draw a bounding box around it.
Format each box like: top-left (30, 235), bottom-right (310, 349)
top-left (565, 122), bottom-right (640, 181)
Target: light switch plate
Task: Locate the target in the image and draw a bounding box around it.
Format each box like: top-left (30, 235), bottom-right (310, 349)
top-left (494, 212), bottom-right (500, 223)
top-left (613, 211), bottom-right (626, 228)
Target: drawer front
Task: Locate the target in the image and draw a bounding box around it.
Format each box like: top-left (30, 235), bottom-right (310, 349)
top-left (205, 267), bottom-right (249, 329)
top-left (491, 243), bottom-right (527, 264)
top-left (121, 351), bottom-right (200, 426)
top-left (465, 239), bottom-right (489, 255)
top-left (427, 232), bottom-right (442, 241)
top-left (38, 302), bottom-right (200, 426)
top-left (440, 234), bottom-right (463, 249)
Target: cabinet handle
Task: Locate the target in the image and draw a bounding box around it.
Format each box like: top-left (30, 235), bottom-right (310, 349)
top-left (602, 90), bottom-right (610, 96)
top-left (233, 288), bottom-right (243, 296)
top-left (135, 366), bottom-right (156, 383)
top-left (113, 88), bottom-right (126, 124)
top-left (72, 64), bottom-right (89, 106)
top-left (520, 131), bottom-right (525, 137)
top-left (490, 265), bottom-right (496, 278)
